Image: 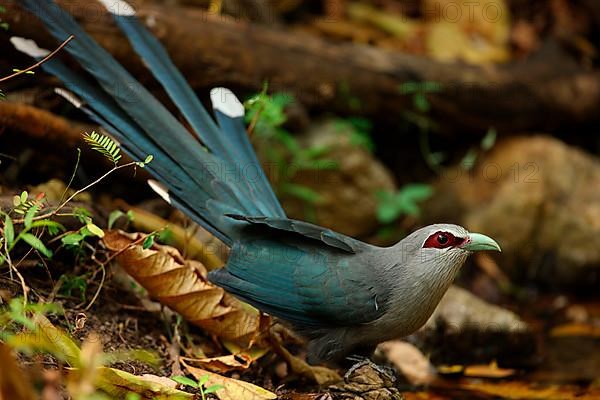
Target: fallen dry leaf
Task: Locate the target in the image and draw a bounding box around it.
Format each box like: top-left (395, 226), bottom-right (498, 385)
top-left (116, 201), bottom-right (225, 269)
top-left (94, 368), bottom-right (192, 400)
top-left (463, 361), bottom-right (516, 379)
top-left (550, 323), bottom-right (600, 338)
top-left (424, 0), bottom-right (511, 64)
top-left (180, 354), bottom-right (252, 374)
top-left (460, 381), bottom-right (600, 400)
top-left (271, 337), bottom-right (342, 386)
top-left (0, 344), bottom-right (36, 400)
top-left (378, 340), bottom-right (436, 385)
top-left (103, 230), bottom-right (267, 346)
top-left (181, 358), bottom-right (277, 400)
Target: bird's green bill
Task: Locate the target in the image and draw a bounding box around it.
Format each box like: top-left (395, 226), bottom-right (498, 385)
top-left (462, 233), bottom-right (501, 252)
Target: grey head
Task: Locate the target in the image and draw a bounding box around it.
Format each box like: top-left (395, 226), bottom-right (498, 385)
top-left (372, 224), bottom-right (502, 337)
top-left (388, 223), bottom-right (501, 280)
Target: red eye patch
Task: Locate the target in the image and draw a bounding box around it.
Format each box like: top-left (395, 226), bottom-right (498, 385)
top-left (423, 231), bottom-right (466, 249)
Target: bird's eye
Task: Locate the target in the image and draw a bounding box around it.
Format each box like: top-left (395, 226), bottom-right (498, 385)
top-left (436, 233), bottom-right (449, 245)
top-left (423, 231), bottom-right (463, 249)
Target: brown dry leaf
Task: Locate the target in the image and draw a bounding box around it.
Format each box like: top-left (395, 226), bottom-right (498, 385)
top-left (424, 0), bottom-right (511, 64)
top-left (460, 381), bottom-right (600, 400)
top-left (181, 341), bottom-right (271, 374)
top-left (272, 338), bottom-right (341, 386)
top-left (377, 340), bottom-right (436, 385)
top-left (117, 201), bottom-right (225, 269)
top-left (0, 344), bottom-right (36, 400)
top-left (181, 358), bottom-right (277, 400)
top-left (103, 230), bottom-right (266, 345)
top-left (347, 2), bottom-right (420, 40)
top-left (180, 354), bottom-right (252, 374)
top-left (94, 368), bottom-right (192, 400)
top-left (550, 323), bottom-right (600, 338)
top-left (463, 361), bottom-right (515, 379)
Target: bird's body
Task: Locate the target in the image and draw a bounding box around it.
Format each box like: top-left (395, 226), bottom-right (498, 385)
top-left (216, 219), bottom-right (471, 361)
top-left (13, 0), bottom-right (500, 363)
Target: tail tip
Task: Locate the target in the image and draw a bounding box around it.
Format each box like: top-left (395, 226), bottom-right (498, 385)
top-left (10, 36), bottom-right (50, 58)
top-left (210, 87), bottom-right (245, 118)
top-left (98, 0), bottom-right (136, 16)
top-left (148, 180), bottom-right (172, 204)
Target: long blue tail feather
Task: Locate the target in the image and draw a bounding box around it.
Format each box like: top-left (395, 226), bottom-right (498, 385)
top-left (106, 7), bottom-right (284, 218)
top-left (15, 0), bottom-right (286, 243)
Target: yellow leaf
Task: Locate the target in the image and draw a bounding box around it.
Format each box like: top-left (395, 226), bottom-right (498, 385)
top-left (7, 314), bottom-right (81, 367)
top-left (103, 230), bottom-right (267, 346)
top-left (93, 367), bottom-right (193, 399)
top-left (119, 203), bottom-right (225, 269)
top-left (181, 359), bottom-right (277, 400)
top-left (272, 339), bottom-right (341, 386)
top-left (0, 344), bottom-right (36, 400)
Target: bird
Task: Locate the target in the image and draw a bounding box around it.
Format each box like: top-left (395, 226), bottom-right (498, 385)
top-left (12, 0), bottom-right (501, 363)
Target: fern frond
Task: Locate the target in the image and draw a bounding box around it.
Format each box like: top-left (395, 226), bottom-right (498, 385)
top-left (83, 131), bottom-right (122, 165)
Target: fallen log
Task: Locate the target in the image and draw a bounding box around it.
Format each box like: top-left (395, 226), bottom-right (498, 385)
top-left (0, 101), bottom-right (92, 145)
top-left (4, 0), bottom-right (600, 135)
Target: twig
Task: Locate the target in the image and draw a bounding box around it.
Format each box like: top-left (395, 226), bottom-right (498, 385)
top-left (12, 161), bottom-right (140, 225)
top-left (0, 35), bottom-right (74, 83)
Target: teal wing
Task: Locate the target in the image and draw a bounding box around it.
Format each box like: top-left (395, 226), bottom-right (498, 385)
top-left (225, 215), bottom-right (365, 254)
top-left (209, 235), bottom-right (385, 328)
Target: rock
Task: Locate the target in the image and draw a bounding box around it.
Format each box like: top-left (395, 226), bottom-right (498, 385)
top-left (425, 286), bottom-right (528, 333)
top-left (376, 341), bottom-right (436, 385)
top-left (329, 360), bottom-right (403, 400)
top-left (281, 121), bottom-right (396, 238)
top-left (423, 135), bottom-right (600, 287)
top-left (412, 286), bottom-right (535, 366)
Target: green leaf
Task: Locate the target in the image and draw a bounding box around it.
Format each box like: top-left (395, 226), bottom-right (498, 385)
top-left (24, 205), bottom-right (40, 229)
top-left (61, 233), bottom-right (84, 246)
top-left (142, 235), bottom-right (155, 249)
top-left (4, 214), bottom-right (14, 246)
top-left (275, 131), bottom-right (300, 153)
top-left (20, 233), bottom-right (52, 258)
top-left (108, 210), bottom-right (125, 229)
top-left (481, 127), bottom-right (497, 151)
top-left (281, 183), bottom-right (323, 204)
top-left (171, 376), bottom-right (199, 388)
top-left (20, 191), bottom-right (28, 203)
top-left (460, 148), bottom-right (478, 170)
top-left (197, 375), bottom-right (210, 386)
top-left (377, 201), bottom-right (401, 224)
top-left (399, 81), bottom-right (419, 94)
top-left (204, 384), bottom-right (224, 394)
top-left (73, 207), bottom-right (92, 224)
top-left (376, 184), bottom-right (434, 224)
top-left (300, 145), bottom-right (330, 160)
top-left (31, 220), bottom-right (66, 235)
top-left (83, 131), bottom-right (122, 164)
top-left (86, 223), bottom-right (105, 238)
top-left (413, 92), bottom-right (430, 113)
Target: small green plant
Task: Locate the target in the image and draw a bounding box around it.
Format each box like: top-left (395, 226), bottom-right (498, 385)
top-left (83, 131), bottom-right (123, 165)
top-left (460, 127), bottom-right (497, 170)
top-left (376, 184), bottom-right (434, 224)
top-left (172, 375), bottom-right (223, 400)
top-left (399, 81), bottom-right (445, 172)
top-left (333, 117), bottom-right (375, 153)
top-left (244, 85), bottom-right (338, 218)
top-left (0, 131), bottom-right (153, 304)
top-left (0, 6), bottom-right (8, 30)
top-left (107, 209), bottom-right (135, 229)
top-left (58, 273), bottom-right (89, 302)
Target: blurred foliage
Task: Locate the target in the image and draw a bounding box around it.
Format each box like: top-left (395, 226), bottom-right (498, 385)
top-left (245, 86), bottom-right (338, 208)
top-left (376, 184), bottom-right (434, 225)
